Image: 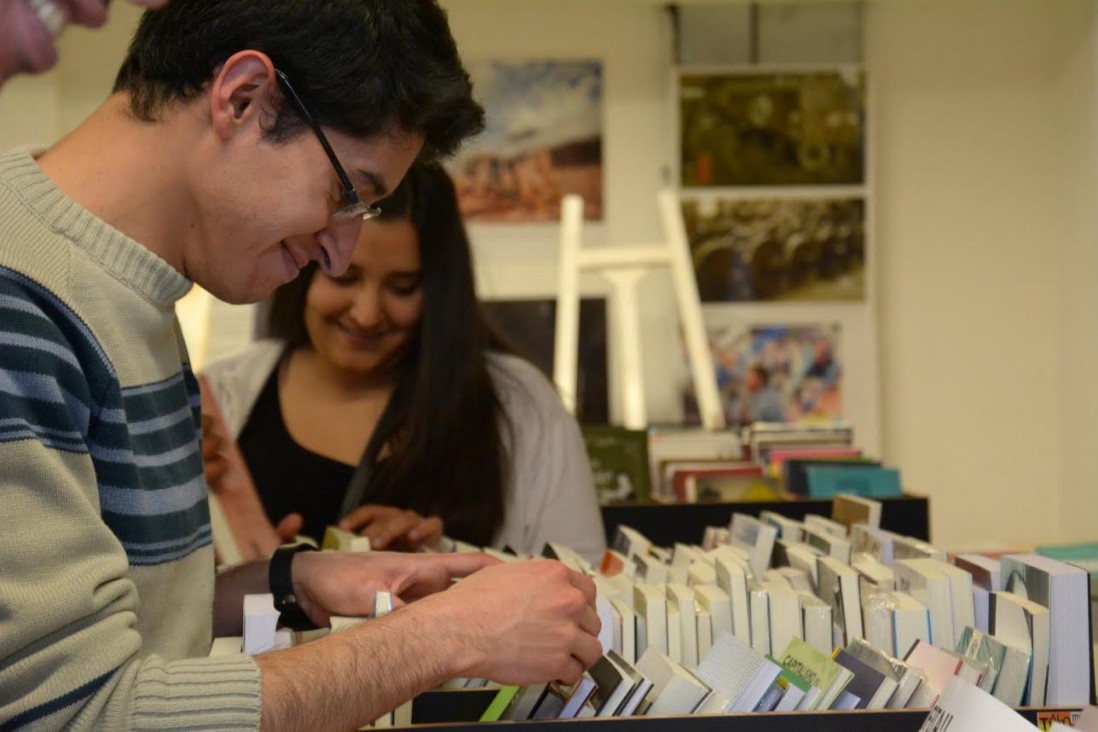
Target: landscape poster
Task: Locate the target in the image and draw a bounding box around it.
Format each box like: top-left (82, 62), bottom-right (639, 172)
top-left (448, 59), bottom-right (603, 223)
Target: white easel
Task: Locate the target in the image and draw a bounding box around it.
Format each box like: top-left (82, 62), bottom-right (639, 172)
top-left (552, 191), bottom-right (726, 430)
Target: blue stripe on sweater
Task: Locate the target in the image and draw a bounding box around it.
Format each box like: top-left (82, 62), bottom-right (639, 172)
top-left (0, 669), bottom-right (113, 730)
top-left (0, 268), bottom-right (211, 566)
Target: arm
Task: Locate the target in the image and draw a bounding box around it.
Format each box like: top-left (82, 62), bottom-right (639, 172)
top-left (255, 559), bottom-right (602, 732)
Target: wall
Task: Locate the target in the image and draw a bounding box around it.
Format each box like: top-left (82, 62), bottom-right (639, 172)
top-left (1, 0), bottom-right (1096, 550)
top-left (867, 0), bottom-right (1098, 549)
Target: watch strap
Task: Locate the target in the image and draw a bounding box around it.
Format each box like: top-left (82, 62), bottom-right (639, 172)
top-left (269, 544), bottom-right (318, 631)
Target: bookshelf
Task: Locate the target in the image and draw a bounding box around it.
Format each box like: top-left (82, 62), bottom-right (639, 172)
top-left (600, 494), bottom-right (930, 547)
top-left (410, 691), bottom-right (1080, 730)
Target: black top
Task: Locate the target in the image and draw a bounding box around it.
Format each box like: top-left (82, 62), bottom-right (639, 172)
top-left (237, 366), bottom-right (356, 543)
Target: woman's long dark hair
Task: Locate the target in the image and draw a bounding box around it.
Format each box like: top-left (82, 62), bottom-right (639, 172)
top-left (266, 162), bottom-right (509, 545)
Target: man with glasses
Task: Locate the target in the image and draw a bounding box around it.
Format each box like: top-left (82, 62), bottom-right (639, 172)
top-left (0, 2), bottom-right (602, 731)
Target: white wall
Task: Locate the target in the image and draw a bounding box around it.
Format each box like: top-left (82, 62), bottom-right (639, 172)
top-left (868, 0), bottom-right (1098, 549)
top-left (2, 0), bottom-right (1096, 550)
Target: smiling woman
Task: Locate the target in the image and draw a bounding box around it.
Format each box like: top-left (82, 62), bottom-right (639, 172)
top-left (200, 162), bottom-right (607, 564)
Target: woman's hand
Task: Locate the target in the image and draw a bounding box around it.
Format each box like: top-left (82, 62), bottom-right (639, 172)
top-left (339, 505), bottom-right (444, 551)
top-left (199, 374), bottom-right (286, 562)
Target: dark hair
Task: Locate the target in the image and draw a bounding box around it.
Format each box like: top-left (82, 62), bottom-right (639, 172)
top-left (268, 163), bottom-right (509, 545)
top-left (113, 0), bottom-right (484, 159)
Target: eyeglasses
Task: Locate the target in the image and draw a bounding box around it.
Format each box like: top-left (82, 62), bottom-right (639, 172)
top-left (274, 69), bottom-right (382, 223)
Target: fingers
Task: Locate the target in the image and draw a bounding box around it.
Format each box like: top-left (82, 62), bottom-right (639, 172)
top-left (60, 0), bottom-right (108, 27)
top-left (276, 513), bottom-right (304, 542)
top-left (363, 511), bottom-right (422, 550)
top-left (565, 568), bottom-right (597, 607)
top-left (406, 516), bottom-right (443, 548)
top-left (338, 505), bottom-right (385, 533)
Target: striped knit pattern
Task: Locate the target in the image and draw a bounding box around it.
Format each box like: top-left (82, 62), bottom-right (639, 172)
top-left (0, 149), bottom-right (261, 730)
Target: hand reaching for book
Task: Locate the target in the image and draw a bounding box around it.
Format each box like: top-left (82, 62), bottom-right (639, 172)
top-left (290, 550), bottom-right (499, 627)
top-left (338, 505), bottom-right (444, 551)
top-left (415, 560), bottom-right (603, 686)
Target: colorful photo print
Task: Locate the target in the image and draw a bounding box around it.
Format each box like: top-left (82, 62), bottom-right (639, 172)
top-left (682, 322), bottom-right (842, 428)
top-left (682, 197), bottom-right (865, 302)
top-left (448, 60), bottom-right (603, 223)
top-left (680, 69), bottom-right (865, 187)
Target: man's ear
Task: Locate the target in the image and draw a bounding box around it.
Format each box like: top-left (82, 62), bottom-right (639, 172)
top-left (208, 51), bottom-right (278, 142)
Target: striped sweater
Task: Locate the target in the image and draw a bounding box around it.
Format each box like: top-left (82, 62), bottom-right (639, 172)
top-left (0, 149), bottom-right (261, 730)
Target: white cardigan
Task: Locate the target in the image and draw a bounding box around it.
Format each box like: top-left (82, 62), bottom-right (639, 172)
top-left (201, 340), bottom-right (607, 564)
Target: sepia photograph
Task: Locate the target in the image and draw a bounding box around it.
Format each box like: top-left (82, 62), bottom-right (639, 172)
top-left (681, 321), bottom-right (843, 428)
top-left (680, 69), bottom-right (865, 187)
top-left (448, 59), bottom-right (603, 223)
top-left (682, 196), bottom-right (865, 302)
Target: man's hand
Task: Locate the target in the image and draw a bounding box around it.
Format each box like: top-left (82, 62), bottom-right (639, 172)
top-left (339, 505), bottom-right (444, 551)
top-left (291, 550), bottom-right (498, 627)
top-left (59, 0), bottom-right (167, 29)
top-left (410, 560), bottom-right (603, 686)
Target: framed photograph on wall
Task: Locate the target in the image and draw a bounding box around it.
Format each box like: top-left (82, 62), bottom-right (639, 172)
top-left (447, 59), bottom-right (604, 224)
top-left (680, 320), bottom-right (842, 428)
top-left (681, 195), bottom-right (866, 303)
top-left (679, 68), bottom-right (865, 187)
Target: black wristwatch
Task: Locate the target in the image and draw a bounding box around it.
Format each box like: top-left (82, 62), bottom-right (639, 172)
top-left (269, 544), bottom-right (318, 631)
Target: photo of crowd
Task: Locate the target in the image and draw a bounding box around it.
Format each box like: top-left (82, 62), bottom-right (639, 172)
top-left (681, 322), bottom-right (843, 427)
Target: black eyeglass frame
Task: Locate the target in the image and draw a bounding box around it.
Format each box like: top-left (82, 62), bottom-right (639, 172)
top-left (274, 69), bottom-right (382, 222)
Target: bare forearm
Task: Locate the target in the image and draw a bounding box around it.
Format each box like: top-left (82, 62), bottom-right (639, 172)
top-left (255, 605), bottom-right (464, 732)
top-left (213, 560), bottom-right (270, 637)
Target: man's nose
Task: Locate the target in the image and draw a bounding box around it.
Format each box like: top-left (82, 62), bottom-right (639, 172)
top-left (317, 217), bottom-right (365, 276)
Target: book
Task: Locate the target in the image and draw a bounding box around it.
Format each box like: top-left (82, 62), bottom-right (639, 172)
top-left (747, 579), bottom-right (771, 656)
top-left (634, 648), bottom-right (712, 716)
top-left (903, 638), bottom-right (963, 706)
top-left (694, 583), bottom-right (732, 646)
top-left (764, 579), bottom-right (803, 660)
top-left (611, 525), bottom-right (652, 560)
top-left (845, 638), bottom-right (924, 710)
top-left (504, 682), bottom-right (551, 720)
top-left (852, 524), bottom-right (895, 566)
top-left (646, 428), bottom-right (742, 502)
top-left (479, 685), bottom-right (521, 722)
top-left (666, 583), bottom-right (699, 668)
top-left (989, 590), bottom-right (1050, 707)
top-left (582, 425), bottom-right (652, 504)
top-left (833, 648), bottom-right (899, 709)
top-left (817, 556), bottom-right (864, 645)
top-left (321, 526), bottom-right (371, 553)
top-left (860, 582), bottom-right (898, 657)
top-left (694, 632), bottom-right (782, 713)
top-left (832, 493), bottom-right (883, 530)
top-left (663, 460), bottom-right (769, 503)
top-left (953, 553), bottom-right (1002, 591)
top-left (803, 525), bottom-right (853, 564)
top-left (891, 590), bottom-right (932, 660)
top-left (609, 598), bottom-right (638, 664)
top-left (853, 553), bottom-right (895, 589)
top-left (710, 547), bottom-right (751, 644)
top-left (556, 676), bottom-right (598, 718)
top-left (919, 676), bottom-right (1039, 732)
top-left (766, 446), bottom-right (863, 478)
top-left (782, 457), bottom-right (880, 497)
top-left (805, 465), bottom-right (903, 499)
top-left (895, 558), bottom-right (955, 649)
top-left (775, 636), bottom-right (854, 710)
top-left (759, 511), bottom-right (805, 542)
top-left (804, 513), bottom-right (849, 538)
top-left (774, 540), bottom-right (824, 586)
top-left (956, 626), bottom-right (1030, 704)
top-left (587, 652), bottom-right (639, 717)
top-left (1001, 553), bottom-right (1092, 706)
top-left (728, 512), bottom-right (778, 579)
top-left (798, 591), bottom-right (834, 656)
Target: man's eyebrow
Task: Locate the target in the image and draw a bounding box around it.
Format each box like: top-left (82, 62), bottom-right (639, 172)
top-left (354, 169), bottom-right (388, 198)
